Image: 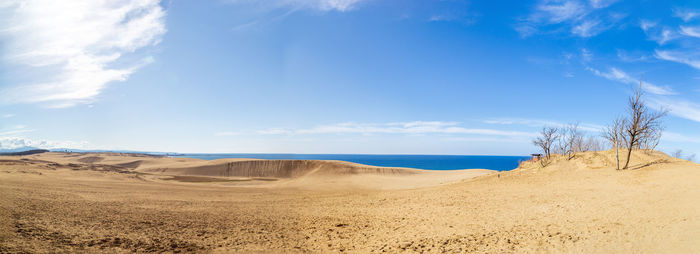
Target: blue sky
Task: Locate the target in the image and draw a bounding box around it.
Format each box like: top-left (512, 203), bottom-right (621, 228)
top-left (0, 0), bottom-right (699, 157)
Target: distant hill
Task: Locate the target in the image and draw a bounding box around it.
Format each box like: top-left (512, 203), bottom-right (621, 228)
top-left (0, 146), bottom-right (41, 153)
top-left (0, 147), bottom-right (178, 156)
top-left (49, 148), bottom-right (178, 156)
top-left (0, 149), bottom-right (49, 156)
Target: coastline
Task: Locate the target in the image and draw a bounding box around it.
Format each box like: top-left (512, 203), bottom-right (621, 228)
top-left (168, 153), bottom-right (529, 171)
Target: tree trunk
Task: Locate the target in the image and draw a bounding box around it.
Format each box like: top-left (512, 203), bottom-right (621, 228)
top-left (623, 141), bottom-right (633, 169)
top-left (614, 138), bottom-right (620, 170)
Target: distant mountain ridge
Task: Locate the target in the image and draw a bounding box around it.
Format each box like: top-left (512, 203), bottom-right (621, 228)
top-left (0, 149), bottom-right (49, 156)
top-left (0, 146), bottom-right (41, 153)
top-left (49, 148), bottom-right (177, 155)
top-left (0, 147), bottom-right (178, 156)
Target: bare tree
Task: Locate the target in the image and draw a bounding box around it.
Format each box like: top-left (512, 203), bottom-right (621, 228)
top-left (580, 135), bottom-right (603, 152)
top-left (621, 84), bottom-right (668, 169)
top-left (672, 150), bottom-right (697, 162)
top-left (603, 117), bottom-right (625, 170)
top-left (671, 149), bottom-right (684, 159)
top-left (639, 126), bottom-right (663, 151)
top-left (587, 136), bottom-right (604, 152)
top-left (559, 123), bottom-right (584, 160)
top-left (533, 127), bottom-right (558, 161)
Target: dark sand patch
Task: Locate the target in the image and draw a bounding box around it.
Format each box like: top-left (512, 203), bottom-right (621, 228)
top-left (115, 160), bottom-right (143, 169)
top-left (77, 156), bottom-right (104, 163)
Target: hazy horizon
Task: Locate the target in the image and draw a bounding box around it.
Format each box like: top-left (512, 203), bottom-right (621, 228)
top-left (1, 0), bottom-right (699, 157)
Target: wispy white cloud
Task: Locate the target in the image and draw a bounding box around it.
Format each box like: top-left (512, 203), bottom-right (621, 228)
top-left (680, 25), bottom-right (700, 38)
top-left (650, 28), bottom-right (677, 45)
top-left (441, 136), bottom-right (531, 143)
top-left (641, 14), bottom-right (700, 45)
top-left (483, 118), bottom-right (604, 132)
top-left (639, 19), bottom-right (681, 45)
top-left (257, 121), bottom-right (536, 137)
top-left (673, 7), bottom-right (700, 22)
top-left (639, 19), bottom-right (657, 32)
top-left (572, 19), bottom-right (602, 37)
top-left (517, 0), bottom-right (621, 38)
top-left (231, 6), bottom-right (299, 32)
top-left (257, 128), bottom-right (294, 135)
top-left (659, 29), bottom-right (676, 44)
top-left (589, 0), bottom-right (617, 9)
top-left (0, 125), bottom-right (34, 136)
top-left (536, 0), bottom-right (587, 23)
top-left (585, 64), bottom-right (700, 123)
top-left (655, 49), bottom-right (700, 70)
top-left (649, 98), bottom-right (700, 123)
top-left (514, 24), bottom-right (538, 38)
top-left (580, 48), bottom-right (593, 62)
top-left (585, 64), bottom-right (700, 124)
top-left (0, 0), bottom-right (166, 108)
top-left (225, 0), bottom-right (364, 12)
top-left (226, 0), bottom-right (365, 33)
top-left (0, 136), bottom-right (89, 150)
top-left (314, 0), bottom-right (362, 11)
top-left (2, 114), bottom-right (14, 118)
top-left (616, 49), bottom-right (649, 62)
top-left (586, 66), bottom-right (675, 95)
top-left (428, 11), bottom-right (477, 24)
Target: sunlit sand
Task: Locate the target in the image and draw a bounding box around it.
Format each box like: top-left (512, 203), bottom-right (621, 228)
top-left (2, 151), bottom-right (698, 252)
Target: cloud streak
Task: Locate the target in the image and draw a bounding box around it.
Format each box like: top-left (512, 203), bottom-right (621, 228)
top-left (257, 121), bottom-right (536, 137)
top-left (680, 25), bottom-right (700, 38)
top-left (589, 0), bottom-right (617, 9)
top-left (673, 7), bottom-right (700, 22)
top-left (483, 118), bottom-right (604, 132)
top-left (586, 67), bottom-right (675, 95)
top-left (649, 98), bottom-right (700, 123)
top-left (0, 0), bottom-right (166, 108)
top-left (655, 50), bottom-right (700, 70)
top-left (572, 19), bottom-right (601, 37)
top-left (536, 1), bottom-right (586, 23)
top-left (586, 66), bottom-right (700, 123)
top-left (516, 0), bottom-right (621, 38)
top-left (0, 124), bottom-right (33, 136)
top-left (226, 0), bottom-right (365, 12)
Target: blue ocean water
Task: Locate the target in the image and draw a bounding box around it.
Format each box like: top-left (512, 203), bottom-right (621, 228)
top-left (170, 154), bottom-right (530, 171)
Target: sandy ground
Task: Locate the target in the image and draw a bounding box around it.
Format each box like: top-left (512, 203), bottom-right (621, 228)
top-left (1, 151), bottom-right (699, 253)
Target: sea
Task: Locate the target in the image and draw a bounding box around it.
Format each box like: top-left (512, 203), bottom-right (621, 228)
top-left (169, 154), bottom-right (530, 171)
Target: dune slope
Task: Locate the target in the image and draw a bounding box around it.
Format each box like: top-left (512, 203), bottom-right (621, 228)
top-left (136, 159), bottom-right (422, 178)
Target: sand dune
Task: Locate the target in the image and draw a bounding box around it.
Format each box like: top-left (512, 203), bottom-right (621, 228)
top-left (0, 152), bottom-right (492, 190)
top-left (134, 158), bottom-right (489, 190)
top-left (1, 150), bottom-right (699, 253)
top-left (136, 159), bottom-right (421, 178)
